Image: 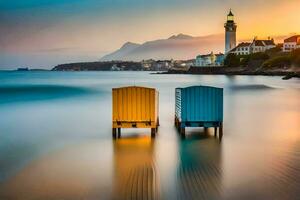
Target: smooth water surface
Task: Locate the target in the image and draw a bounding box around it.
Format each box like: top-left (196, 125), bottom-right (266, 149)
top-left (0, 71), bottom-right (299, 200)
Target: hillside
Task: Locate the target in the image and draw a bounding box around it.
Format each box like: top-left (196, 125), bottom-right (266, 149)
top-left (100, 34), bottom-right (224, 61)
top-left (52, 61), bottom-right (142, 71)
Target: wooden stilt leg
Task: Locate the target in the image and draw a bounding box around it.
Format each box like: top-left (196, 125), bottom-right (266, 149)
top-left (180, 127), bottom-right (185, 137)
top-left (117, 128), bottom-right (121, 138)
top-left (178, 122), bottom-right (182, 132)
top-left (214, 127), bottom-right (217, 137)
top-left (151, 128), bottom-right (156, 138)
top-left (219, 123), bottom-right (223, 140)
top-left (112, 128), bottom-right (117, 139)
top-left (204, 127), bottom-right (208, 133)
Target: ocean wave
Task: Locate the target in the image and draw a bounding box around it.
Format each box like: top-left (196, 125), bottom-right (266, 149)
top-left (229, 84), bottom-right (275, 91)
top-left (0, 85), bottom-right (95, 104)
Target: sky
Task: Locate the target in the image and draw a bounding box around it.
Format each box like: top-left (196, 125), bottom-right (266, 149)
top-left (0, 0), bottom-right (300, 69)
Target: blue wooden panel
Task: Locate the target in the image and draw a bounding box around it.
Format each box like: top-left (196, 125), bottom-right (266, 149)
top-left (175, 86), bottom-right (223, 123)
top-left (175, 88), bottom-right (182, 120)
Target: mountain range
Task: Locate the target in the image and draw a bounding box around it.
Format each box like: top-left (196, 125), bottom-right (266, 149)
top-left (100, 34), bottom-right (224, 61)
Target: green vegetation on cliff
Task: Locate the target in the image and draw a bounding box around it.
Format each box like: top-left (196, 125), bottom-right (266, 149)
top-left (168, 48), bottom-right (300, 79)
top-left (224, 47), bottom-right (300, 69)
top-left (52, 61), bottom-right (142, 71)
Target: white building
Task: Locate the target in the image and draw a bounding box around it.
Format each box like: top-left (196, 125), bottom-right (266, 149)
top-left (229, 42), bottom-right (251, 55)
top-left (195, 52), bottom-right (224, 67)
top-left (250, 38), bottom-right (276, 53)
top-left (224, 9), bottom-right (237, 54)
top-left (283, 35), bottom-right (300, 52)
top-left (229, 38), bottom-right (275, 55)
top-left (111, 64), bottom-right (122, 71)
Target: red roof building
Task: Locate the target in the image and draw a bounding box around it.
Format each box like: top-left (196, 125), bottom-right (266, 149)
top-left (283, 35), bottom-right (300, 52)
top-left (229, 38), bottom-right (276, 55)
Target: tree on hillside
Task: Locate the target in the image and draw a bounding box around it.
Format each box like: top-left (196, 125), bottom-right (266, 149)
top-left (291, 49), bottom-right (300, 67)
top-left (224, 54), bottom-right (240, 67)
top-left (248, 52), bottom-right (269, 60)
top-left (262, 56), bottom-right (291, 68)
top-left (265, 45), bottom-right (282, 55)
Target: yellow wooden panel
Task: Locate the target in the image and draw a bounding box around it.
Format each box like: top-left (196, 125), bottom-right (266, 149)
top-left (137, 87), bottom-right (141, 120)
top-left (141, 88), bottom-right (145, 120)
top-left (150, 89), bottom-right (155, 122)
top-left (112, 89), bottom-right (116, 121)
top-left (122, 88), bottom-right (126, 120)
top-left (146, 88), bottom-right (150, 120)
top-left (132, 87), bottom-right (136, 120)
top-left (112, 86), bottom-right (159, 128)
top-left (118, 89), bottom-right (122, 120)
top-left (128, 89), bottom-right (131, 120)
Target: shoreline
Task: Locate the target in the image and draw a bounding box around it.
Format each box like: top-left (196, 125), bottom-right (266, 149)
top-left (1, 68), bottom-right (299, 80)
top-left (157, 66), bottom-right (300, 80)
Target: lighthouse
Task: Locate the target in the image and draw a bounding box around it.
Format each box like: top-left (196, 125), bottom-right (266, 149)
top-left (224, 9), bottom-right (237, 54)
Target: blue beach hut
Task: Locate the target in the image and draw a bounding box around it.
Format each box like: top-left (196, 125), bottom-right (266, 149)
top-left (175, 86), bottom-right (223, 138)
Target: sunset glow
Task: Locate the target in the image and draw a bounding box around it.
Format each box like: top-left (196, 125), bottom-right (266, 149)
top-left (0, 0), bottom-right (299, 68)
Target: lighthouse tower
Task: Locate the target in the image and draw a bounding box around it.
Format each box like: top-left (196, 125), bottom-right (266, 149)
top-left (224, 9), bottom-right (237, 54)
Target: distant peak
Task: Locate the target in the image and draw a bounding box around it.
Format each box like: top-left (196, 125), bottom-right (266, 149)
top-left (168, 33), bottom-right (194, 40)
top-left (121, 42), bottom-right (140, 49)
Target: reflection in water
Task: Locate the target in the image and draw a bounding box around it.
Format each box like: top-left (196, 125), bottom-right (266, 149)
top-left (223, 141), bottom-right (300, 200)
top-left (0, 72), bottom-right (299, 200)
top-left (176, 134), bottom-right (222, 200)
top-left (0, 141), bottom-right (113, 199)
top-left (112, 136), bottom-right (159, 200)
top-left (251, 141), bottom-right (300, 200)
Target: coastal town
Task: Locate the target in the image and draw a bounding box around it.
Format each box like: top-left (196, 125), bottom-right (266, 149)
top-left (52, 10), bottom-right (300, 79)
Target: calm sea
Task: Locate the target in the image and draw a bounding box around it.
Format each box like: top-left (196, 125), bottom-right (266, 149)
top-left (0, 71), bottom-right (299, 200)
